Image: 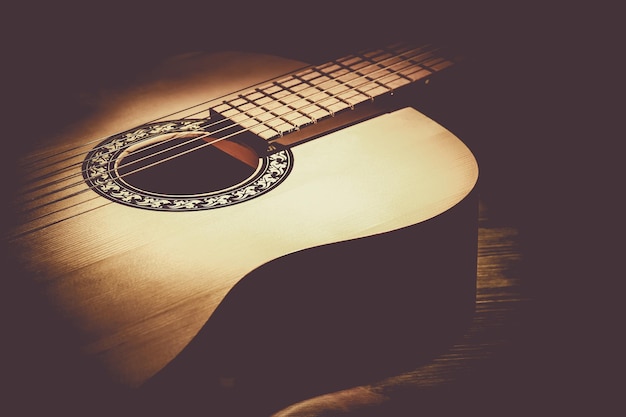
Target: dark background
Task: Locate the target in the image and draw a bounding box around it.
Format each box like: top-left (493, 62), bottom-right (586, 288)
top-left (3, 1), bottom-right (620, 415)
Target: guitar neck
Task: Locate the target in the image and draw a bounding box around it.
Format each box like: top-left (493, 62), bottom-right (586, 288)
top-left (207, 43), bottom-right (457, 149)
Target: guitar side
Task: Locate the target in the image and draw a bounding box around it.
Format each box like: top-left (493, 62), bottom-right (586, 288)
top-left (8, 51), bottom-right (479, 395)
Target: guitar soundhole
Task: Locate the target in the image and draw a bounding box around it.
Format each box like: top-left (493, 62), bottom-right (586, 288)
top-left (116, 133), bottom-right (259, 196)
top-left (82, 120), bottom-right (293, 211)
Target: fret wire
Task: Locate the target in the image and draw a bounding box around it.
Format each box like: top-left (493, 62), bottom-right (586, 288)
top-left (317, 63), bottom-right (342, 75)
top-left (375, 47), bottom-right (432, 86)
top-left (293, 73), bottom-right (353, 112)
top-left (299, 44), bottom-right (441, 98)
top-left (277, 67), bottom-right (333, 117)
top-left (238, 93), bottom-right (288, 132)
top-left (298, 68), bottom-right (324, 82)
top-left (296, 66), bottom-right (333, 85)
top-left (306, 65), bottom-right (350, 98)
top-left (368, 45), bottom-right (438, 86)
top-left (331, 56), bottom-right (379, 99)
top-left (130, 43), bottom-right (424, 174)
top-left (152, 46), bottom-right (426, 155)
top-left (400, 50), bottom-right (440, 73)
top-left (377, 48), bottom-right (416, 84)
top-left (22, 46), bottom-right (429, 171)
top-left (213, 44), bottom-right (449, 139)
top-left (275, 79), bottom-right (334, 119)
top-left (352, 52), bottom-right (396, 94)
top-left (212, 50), bottom-right (444, 142)
top-left (254, 86), bottom-right (315, 131)
top-left (228, 78), bottom-right (335, 139)
top-left (268, 82), bottom-right (323, 126)
top-left (133, 46), bottom-right (445, 148)
top-left (143, 45), bottom-right (446, 144)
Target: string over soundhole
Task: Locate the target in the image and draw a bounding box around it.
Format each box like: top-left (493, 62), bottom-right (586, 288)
top-left (82, 119), bottom-right (293, 211)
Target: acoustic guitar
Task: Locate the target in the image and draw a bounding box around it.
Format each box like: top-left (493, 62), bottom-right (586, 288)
top-left (8, 43), bottom-right (479, 415)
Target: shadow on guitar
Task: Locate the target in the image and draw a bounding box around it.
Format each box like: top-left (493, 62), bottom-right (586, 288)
top-left (134, 194), bottom-right (478, 416)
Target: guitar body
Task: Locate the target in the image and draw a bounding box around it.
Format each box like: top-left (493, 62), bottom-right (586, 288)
top-left (9, 50), bottom-right (479, 415)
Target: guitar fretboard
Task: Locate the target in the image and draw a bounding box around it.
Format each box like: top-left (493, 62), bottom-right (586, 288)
top-left (212, 44), bottom-right (454, 141)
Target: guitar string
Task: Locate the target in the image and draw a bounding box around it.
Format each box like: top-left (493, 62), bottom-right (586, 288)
top-left (18, 62), bottom-right (314, 170)
top-left (15, 46), bottom-right (452, 232)
top-left (17, 46), bottom-right (439, 198)
top-left (13, 66), bottom-right (448, 237)
top-left (18, 47), bottom-right (444, 210)
top-left (21, 43), bottom-right (436, 187)
top-left (17, 47), bottom-right (447, 220)
top-left (18, 64), bottom-right (428, 213)
top-left (19, 45), bottom-right (441, 203)
top-left (20, 43), bottom-right (427, 171)
top-left (23, 113), bottom-right (228, 176)
top-left (11, 198), bottom-right (115, 240)
top-left (21, 55), bottom-right (443, 216)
